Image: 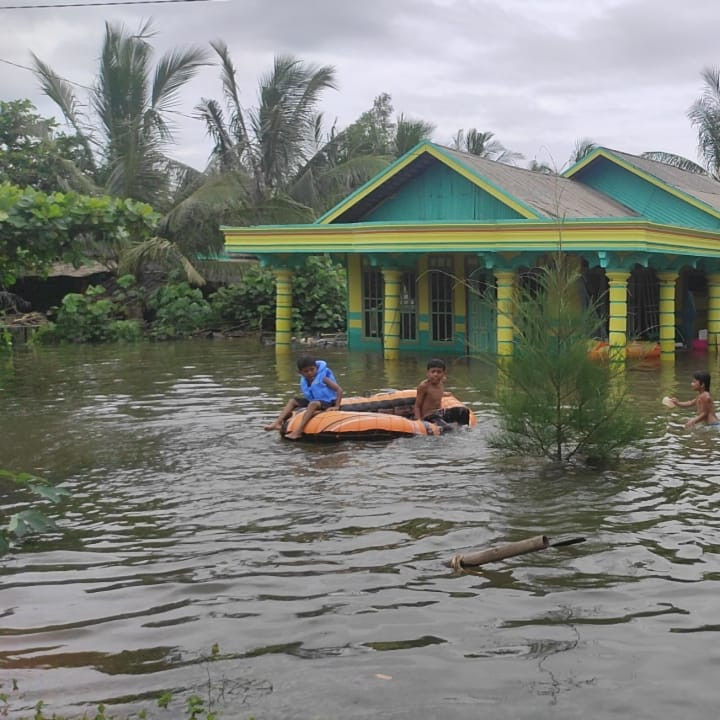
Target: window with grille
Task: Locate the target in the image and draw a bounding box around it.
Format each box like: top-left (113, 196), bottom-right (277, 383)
top-left (363, 267), bottom-right (383, 338)
top-left (429, 256), bottom-right (453, 342)
top-left (400, 271), bottom-right (417, 340)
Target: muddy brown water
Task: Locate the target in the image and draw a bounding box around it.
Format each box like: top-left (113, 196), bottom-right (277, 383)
top-left (1, 340), bottom-right (719, 719)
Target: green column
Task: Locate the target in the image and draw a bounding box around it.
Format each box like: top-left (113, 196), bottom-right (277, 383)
top-left (707, 273), bottom-right (720, 353)
top-left (382, 268), bottom-right (402, 360)
top-left (606, 270), bottom-right (630, 363)
top-left (657, 271), bottom-right (677, 360)
top-left (273, 268), bottom-right (293, 356)
top-left (494, 270), bottom-right (515, 356)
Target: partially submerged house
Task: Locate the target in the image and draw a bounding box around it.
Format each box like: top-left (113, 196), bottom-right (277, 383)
top-left (222, 142), bottom-right (720, 360)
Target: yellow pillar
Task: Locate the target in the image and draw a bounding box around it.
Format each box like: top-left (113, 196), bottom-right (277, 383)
top-left (273, 268), bottom-right (293, 356)
top-left (657, 271), bottom-right (677, 360)
top-left (606, 270), bottom-right (630, 363)
top-left (382, 268), bottom-right (402, 360)
top-left (707, 273), bottom-right (720, 353)
top-left (495, 270), bottom-right (515, 356)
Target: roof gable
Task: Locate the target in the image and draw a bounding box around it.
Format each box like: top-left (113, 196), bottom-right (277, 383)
top-left (565, 148), bottom-right (720, 231)
top-left (317, 142), bottom-right (541, 224)
top-left (317, 142), bottom-right (638, 225)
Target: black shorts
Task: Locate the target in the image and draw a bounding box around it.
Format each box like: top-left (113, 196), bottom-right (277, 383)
top-left (295, 397), bottom-right (333, 410)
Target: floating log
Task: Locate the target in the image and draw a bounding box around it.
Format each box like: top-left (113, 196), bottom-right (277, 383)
top-left (446, 534), bottom-right (586, 570)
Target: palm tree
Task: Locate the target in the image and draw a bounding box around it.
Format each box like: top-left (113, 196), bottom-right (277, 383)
top-left (452, 128), bottom-right (523, 165)
top-left (32, 19), bottom-right (210, 210)
top-left (688, 66), bottom-right (720, 179)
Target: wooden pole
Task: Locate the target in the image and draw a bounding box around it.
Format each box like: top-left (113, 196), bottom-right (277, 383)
top-left (445, 535), bottom-right (586, 570)
top-left (446, 535), bottom-right (549, 569)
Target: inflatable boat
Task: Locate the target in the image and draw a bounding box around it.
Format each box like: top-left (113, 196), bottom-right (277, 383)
top-left (281, 389), bottom-right (476, 441)
top-left (588, 340), bottom-right (661, 360)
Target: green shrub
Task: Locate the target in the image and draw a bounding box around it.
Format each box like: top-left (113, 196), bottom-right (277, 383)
top-left (208, 265), bottom-right (276, 330)
top-left (146, 282), bottom-right (213, 339)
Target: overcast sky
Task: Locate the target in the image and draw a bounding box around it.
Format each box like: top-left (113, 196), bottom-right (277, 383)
top-left (2, 0), bottom-right (719, 173)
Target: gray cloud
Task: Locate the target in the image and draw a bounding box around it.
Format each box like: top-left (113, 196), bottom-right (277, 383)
top-left (1, 0), bottom-right (717, 172)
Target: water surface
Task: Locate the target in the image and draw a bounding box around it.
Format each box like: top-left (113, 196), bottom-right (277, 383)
top-left (1, 341), bottom-right (719, 719)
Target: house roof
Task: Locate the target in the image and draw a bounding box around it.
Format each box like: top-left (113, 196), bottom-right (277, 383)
top-left (437, 145), bottom-right (640, 220)
top-left (566, 147), bottom-right (720, 217)
top-left (319, 142), bottom-right (639, 224)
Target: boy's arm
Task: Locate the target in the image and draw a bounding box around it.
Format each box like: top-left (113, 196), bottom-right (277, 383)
top-left (671, 397), bottom-right (694, 408)
top-left (324, 377), bottom-right (343, 408)
top-left (413, 383), bottom-right (426, 419)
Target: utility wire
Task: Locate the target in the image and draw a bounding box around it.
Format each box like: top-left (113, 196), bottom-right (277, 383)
top-left (0, 56), bottom-right (198, 119)
top-left (0, 0), bottom-right (222, 9)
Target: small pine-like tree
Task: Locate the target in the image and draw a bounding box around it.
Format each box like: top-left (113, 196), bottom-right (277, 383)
top-left (486, 255), bottom-right (645, 465)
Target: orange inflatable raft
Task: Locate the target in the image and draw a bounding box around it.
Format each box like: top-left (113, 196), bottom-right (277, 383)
top-left (281, 389), bottom-right (476, 441)
top-left (588, 340), bottom-right (661, 360)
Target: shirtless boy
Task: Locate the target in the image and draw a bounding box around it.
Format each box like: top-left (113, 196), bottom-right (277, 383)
top-left (414, 358), bottom-right (447, 422)
top-left (670, 370), bottom-right (720, 429)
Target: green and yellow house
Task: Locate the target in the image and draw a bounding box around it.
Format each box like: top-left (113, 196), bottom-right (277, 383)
top-left (223, 141), bottom-right (720, 360)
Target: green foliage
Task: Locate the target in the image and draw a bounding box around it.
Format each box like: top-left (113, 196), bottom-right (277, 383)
top-left (38, 282), bottom-right (143, 344)
top-left (0, 99), bottom-right (95, 193)
top-left (0, 182), bottom-right (158, 287)
top-left (208, 265), bottom-right (275, 330)
top-left (146, 282), bottom-right (213, 339)
top-left (0, 470), bottom-right (70, 554)
top-left (208, 257), bottom-right (347, 334)
top-left (485, 256), bottom-right (645, 465)
top-left (292, 256), bottom-right (347, 334)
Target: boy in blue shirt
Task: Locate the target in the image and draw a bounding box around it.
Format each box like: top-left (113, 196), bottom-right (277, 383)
top-left (264, 355), bottom-right (343, 439)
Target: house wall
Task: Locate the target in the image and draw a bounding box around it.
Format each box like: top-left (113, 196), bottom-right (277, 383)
top-left (363, 162), bottom-right (525, 222)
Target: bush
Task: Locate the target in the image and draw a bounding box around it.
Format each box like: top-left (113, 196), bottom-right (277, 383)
top-left (208, 265), bottom-right (276, 330)
top-left (36, 276), bottom-right (145, 344)
top-left (146, 282), bottom-right (213, 339)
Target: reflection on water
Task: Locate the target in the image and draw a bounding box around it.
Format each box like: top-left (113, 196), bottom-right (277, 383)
top-left (1, 341), bottom-right (720, 719)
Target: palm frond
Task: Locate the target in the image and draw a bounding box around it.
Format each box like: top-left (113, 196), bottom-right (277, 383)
top-left (209, 39), bottom-right (249, 150)
top-left (151, 46), bottom-right (211, 117)
top-left (119, 237), bottom-right (206, 286)
top-left (688, 67), bottom-right (720, 177)
top-left (640, 151), bottom-right (708, 175)
top-left (30, 54), bottom-right (98, 174)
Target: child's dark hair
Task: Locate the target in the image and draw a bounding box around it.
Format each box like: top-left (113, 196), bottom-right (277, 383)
top-left (693, 370), bottom-right (711, 391)
top-left (297, 355), bottom-right (316, 371)
top-left (427, 358), bottom-right (446, 371)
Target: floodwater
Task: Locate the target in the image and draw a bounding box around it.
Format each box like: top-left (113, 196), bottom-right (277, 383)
top-left (1, 340), bottom-right (719, 720)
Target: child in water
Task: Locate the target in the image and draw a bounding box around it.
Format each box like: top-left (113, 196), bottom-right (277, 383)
top-left (264, 355), bottom-right (343, 439)
top-left (414, 358), bottom-right (450, 427)
top-left (670, 370), bottom-right (720, 428)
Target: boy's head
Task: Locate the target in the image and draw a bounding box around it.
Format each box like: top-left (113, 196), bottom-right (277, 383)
top-left (297, 355), bottom-right (318, 382)
top-left (693, 370), bottom-right (711, 391)
top-left (425, 358), bottom-right (446, 384)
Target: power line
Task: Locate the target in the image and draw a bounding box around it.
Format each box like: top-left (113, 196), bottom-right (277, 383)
top-left (0, 57), bottom-right (94, 90)
top-left (0, 0), bottom-right (222, 9)
top-left (0, 56), bottom-right (198, 119)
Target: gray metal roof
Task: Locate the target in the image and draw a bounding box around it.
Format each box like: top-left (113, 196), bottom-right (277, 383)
top-left (437, 145), bottom-right (640, 219)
